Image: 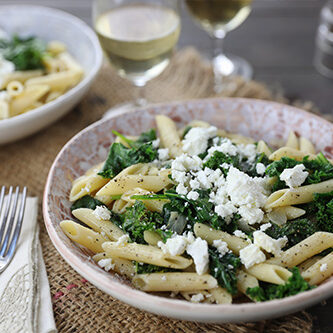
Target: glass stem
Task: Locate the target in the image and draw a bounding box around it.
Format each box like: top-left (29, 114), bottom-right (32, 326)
top-left (212, 32), bottom-right (226, 59)
top-left (133, 83), bottom-right (147, 107)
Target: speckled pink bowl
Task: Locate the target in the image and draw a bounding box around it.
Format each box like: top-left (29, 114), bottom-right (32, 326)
top-left (43, 98), bottom-right (333, 323)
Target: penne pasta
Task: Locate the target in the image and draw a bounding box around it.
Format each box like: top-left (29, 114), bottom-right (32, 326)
top-left (102, 241), bottom-right (192, 269)
top-left (72, 208), bottom-right (125, 241)
top-left (132, 273), bottom-right (217, 291)
top-left (194, 223), bottom-right (249, 255)
top-left (257, 140), bottom-right (272, 157)
top-left (268, 232), bottom-right (333, 268)
top-left (60, 220), bottom-right (109, 253)
top-left (236, 270), bottom-right (259, 298)
top-left (301, 252), bottom-right (333, 285)
top-left (265, 179), bottom-right (333, 209)
top-left (156, 115), bottom-right (183, 158)
top-left (285, 131), bottom-right (299, 150)
top-left (246, 263), bottom-right (292, 285)
top-left (92, 252), bottom-right (135, 279)
top-left (299, 137), bottom-right (316, 155)
top-left (267, 206), bottom-right (306, 225)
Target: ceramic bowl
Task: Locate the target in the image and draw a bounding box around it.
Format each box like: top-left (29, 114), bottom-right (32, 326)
top-left (0, 5), bottom-right (103, 144)
top-left (43, 98), bottom-right (333, 323)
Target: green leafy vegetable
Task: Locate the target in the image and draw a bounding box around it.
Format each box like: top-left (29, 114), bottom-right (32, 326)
top-left (122, 201), bottom-right (171, 244)
top-left (70, 195), bottom-right (122, 226)
top-left (266, 154), bottom-right (333, 191)
top-left (265, 218), bottom-right (319, 249)
top-left (133, 190), bottom-right (241, 234)
top-left (98, 130), bottom-right (157, 178)
top-left (313, 191), bottom-right (333, 232)
top-left (246, 267), bottom-right (314, 301)
top-left (208, 247), bottom-right (241, 295)
top-left (0, 35), bottom-right (46, 70)
top-left (135, 262), bottom-right (176, 274)
top-left (71, 195), bottom-right (107, 211)
top-left (136, 129), bottom-right (157, 143)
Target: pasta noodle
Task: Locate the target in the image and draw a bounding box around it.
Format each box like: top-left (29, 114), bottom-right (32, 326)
top-left (62, 115), bottom-right (333, 304)
top-left (132, 273), bottom-right (217, 291)
top-left (0, 37), bottom-right (83, 119)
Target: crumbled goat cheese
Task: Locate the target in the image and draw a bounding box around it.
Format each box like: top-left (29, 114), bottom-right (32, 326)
top-left (256, 163), bottom-right (266, 175)
top-left (158, 235), bottom-right (188, 256)
top-left (115, 234), bottom-right (129, 247)
top-left (215, 202), bottom-right (237, 220)
top-left (93, 206), bottom-right (111, 220)
top-left (0, 56), bottom-right (15, 86)
top-left (226, 167), bottom-right (268, 224)
top-left (182, 126), bottom-right (217, 156)
top-left (320, 263), bottom-right (328, 272)
top-left (191, 293), bottom-right (204, 303)
top-left (161, 275), bottom-right (167, 281)
top-left (205, 138), bottom-right (238, 160)
top-left (239, 244), bottom-right (266, 269)
top-left (176, 183), bottom-right (188, 195)
top-left (238, 144), bottom-right (257, 163)
top-left (253, 230), bottom-right (288, 256)
top-left (158, 148), bottom-right (169, 161)
top-left (233, 230), bottom-right (249, 240)
top-left (260, 223), bottom-right (272, 232)
top-left (212, 239), bottom-right (230, 256)
top-left (187, 190), bottom-right (199, 200)
top-left (98, 258), bottom-right (115, 272)
top-left (152, 138), bottom-right (160, 148)
top-left (280, 164), bottom-right (309, 188)
top-left (186, 238), bottom-right (209, 275)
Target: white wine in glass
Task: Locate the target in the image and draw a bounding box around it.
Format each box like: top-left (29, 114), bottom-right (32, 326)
top-left (93, 0), bottom-right (180, 107)
top-left (185, 0), bottom-right (253, 91)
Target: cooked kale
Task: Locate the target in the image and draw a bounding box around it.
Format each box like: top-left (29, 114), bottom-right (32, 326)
top-left (246, 267), bottom-right (314, 301)
top-left (265, 218), bottom-right (319, 249)
top-left (208, 247), bottom-right (241, 295)
top-left (0, 35), bottom-right (46, 70)
top-left (313, 191), bottom-right (333, 233)
top-left (121, 201), bottom-right (171, 244)
top-left (265, 153), bottom-right (333, 191)
top-left (98, 130), bottom-right (157, 178)
top-left (135, 262), bottom-right (176, 274)
top-left (136, 129), bottom-right (157, 143)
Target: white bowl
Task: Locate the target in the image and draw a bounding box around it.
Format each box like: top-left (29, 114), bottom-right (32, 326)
top-left (43, 98), bottom-right (333, 323)
top-left (0, 5), bottom-right (103, 145)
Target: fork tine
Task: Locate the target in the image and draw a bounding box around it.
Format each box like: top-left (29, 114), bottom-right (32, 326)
top-left (0, 186), bottom-right (19, 257)
top-left (0, 186), bottom-right (5, 214)
top-left (6, 187), bottom-right (27, 260)
top-left (0, 186), bottom-right (13, 245)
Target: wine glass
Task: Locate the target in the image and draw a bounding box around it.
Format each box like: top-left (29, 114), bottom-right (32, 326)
top-left (93, 0), bottom-right (181, 109)
top-left (185, 0), bottom-right (253, 92)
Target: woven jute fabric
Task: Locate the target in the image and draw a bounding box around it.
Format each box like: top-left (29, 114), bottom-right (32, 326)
top-left (0, 48), bottom-right (321, 333)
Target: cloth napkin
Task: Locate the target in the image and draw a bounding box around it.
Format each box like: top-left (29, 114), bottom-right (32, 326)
top-left (0, 197), bottom-right (57, 333)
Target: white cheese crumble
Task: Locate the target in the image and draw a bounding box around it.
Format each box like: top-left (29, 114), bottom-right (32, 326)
top-left (152, 138), bottom-right (160, 148)
top-left (212, 239), bottom-right (230, 256)
top-left (187, 190), bottom-right (199, 200)
top-left (280, 164), bottom-right (309, 188)
top-left (320, 263), bottom-right (328, 272)
top-left (0, 55), bottom-right (15, 79)
top-left (93, 206), bottom-right (111, 220)
top-left (158, 148), bottom-right (169, 161)
top-left (182, 126), bottom-right (217, 156)
top-left (253, 231), bottom-right (288, 256)
top-left (186, 237), bottom-right (209, 275)
top-left (239, 244), bottom-right (266, 269)
top-left (233, 230), bottom-right (249, 240)
top-left (161, 275), bottom-right (167, 281)
top-left (98, 258), bottom-right (115, 272)
top-left (256, 163), bottom-right (266, 175)
top-left (158, 235), bottom-right (188, 256)
top-left (260, 223), bottom-right (272, 232)
top-left (191, 293), bottom-right (204, 303)
top-left (115, 234), bottom-right (129, 247)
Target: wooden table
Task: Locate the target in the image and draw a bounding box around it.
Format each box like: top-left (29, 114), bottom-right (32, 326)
top-left (5, 0), bottom-right (333, 331)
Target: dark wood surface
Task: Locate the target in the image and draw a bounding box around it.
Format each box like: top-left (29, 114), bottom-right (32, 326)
top-left (3, 0), bottom-right (332, 331)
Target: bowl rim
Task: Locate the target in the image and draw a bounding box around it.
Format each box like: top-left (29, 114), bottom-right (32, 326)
top-left (0, 4), bottom-right (103, 128)
top-left (43, 97), bottom-right (333, 323)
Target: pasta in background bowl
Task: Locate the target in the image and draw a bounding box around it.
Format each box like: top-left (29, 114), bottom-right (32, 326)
top-left (43, 98), bottom-right (333, 323)
top-left (0, 5), bottom-right (102, 144)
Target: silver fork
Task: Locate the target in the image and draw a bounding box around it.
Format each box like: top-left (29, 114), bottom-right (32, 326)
top-left (0, 186), bottom-right (27, 273)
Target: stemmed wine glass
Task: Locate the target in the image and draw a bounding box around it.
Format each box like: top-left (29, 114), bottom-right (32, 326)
top-left (185, 0), bottom-right (253, 92)
top-left (93, 0), bottom-right (181, 108)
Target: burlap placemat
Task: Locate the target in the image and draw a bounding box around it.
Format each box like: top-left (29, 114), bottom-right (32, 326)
top-left (1, 48), bottom-right (323, 332)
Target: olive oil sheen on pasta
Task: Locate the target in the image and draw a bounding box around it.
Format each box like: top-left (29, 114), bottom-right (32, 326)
top-left (95, 4), bottom-right (180, 85)
top-left (185, 0), bottom-right (252, 35)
